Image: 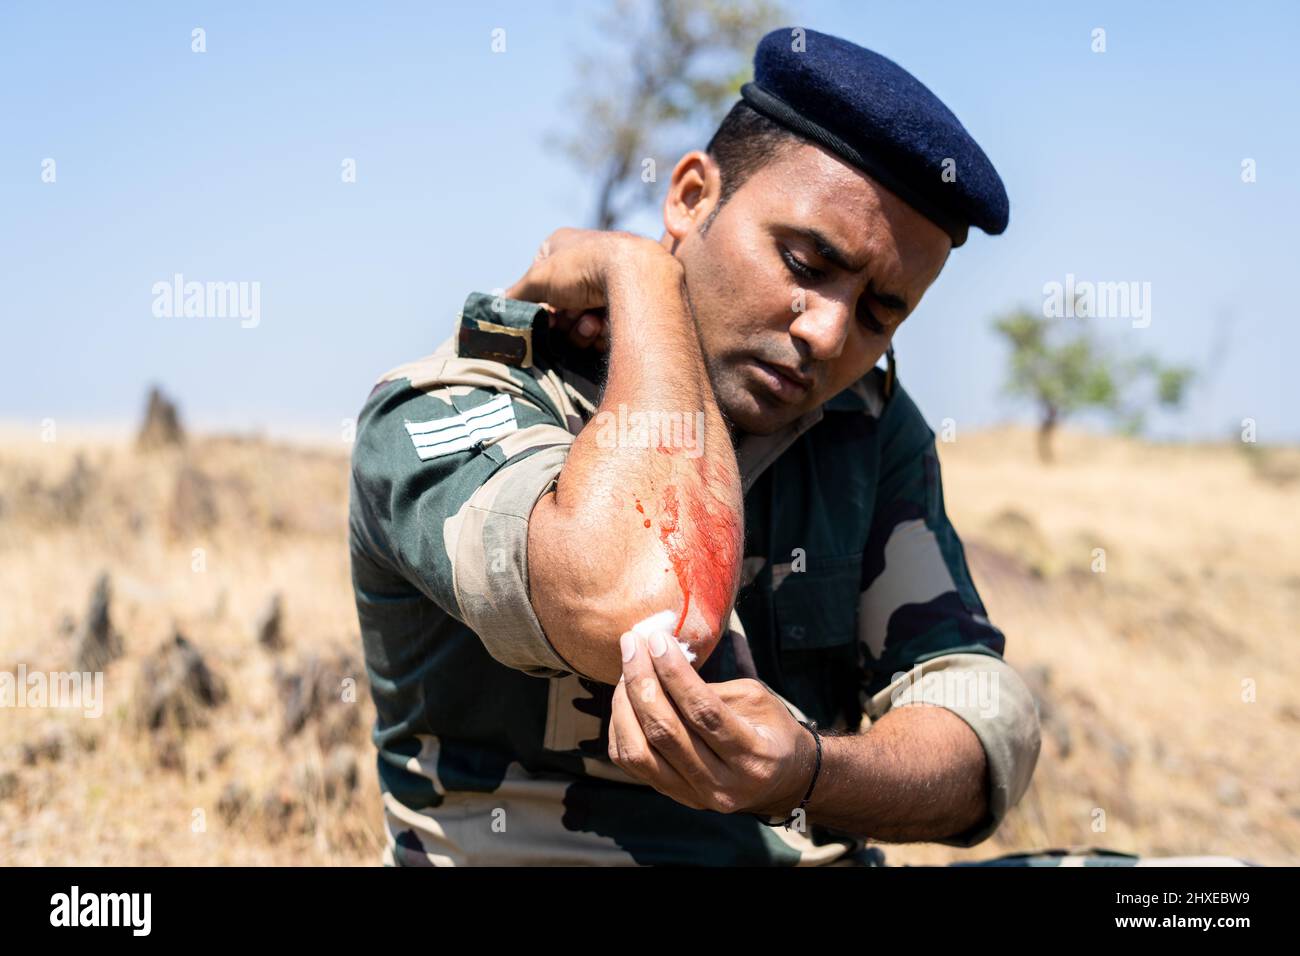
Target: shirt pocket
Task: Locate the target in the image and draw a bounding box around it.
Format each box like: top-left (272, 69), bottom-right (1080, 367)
top-left (771, 552), bottom-right (862, 651)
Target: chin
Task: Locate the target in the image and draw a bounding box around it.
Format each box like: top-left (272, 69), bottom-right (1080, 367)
top-left (721, 389), bottom-right (803, 437)
top-left (710, 361), bottom-right (807, 436)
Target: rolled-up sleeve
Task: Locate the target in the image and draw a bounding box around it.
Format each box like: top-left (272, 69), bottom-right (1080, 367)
top-left (441, 436), bottom-right (574, 676)
top-left (350, 372), bottom-right (577, 679)
top-left (863, 652), bottom-right (1041, 847)
top-left (857, 382), bottom-right (1041, 845)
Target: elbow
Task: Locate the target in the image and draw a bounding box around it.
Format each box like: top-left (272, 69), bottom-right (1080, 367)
top-left (533, 544), bottom-right (724, 685)
top-left (529, 516), bottom-right (733, 684)
top-left (527, 482), bottom-right (742, 685)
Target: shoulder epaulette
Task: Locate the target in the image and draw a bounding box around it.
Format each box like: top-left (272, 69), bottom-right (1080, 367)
top-left (456, 292), bottom-right (547, 368)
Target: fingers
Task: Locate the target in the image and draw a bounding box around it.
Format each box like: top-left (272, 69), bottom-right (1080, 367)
top-left (545, 308), bottom-right (606, 349)
top-left (644, 633), bottom-right (757, 761)
top-left (546, 305), bottom-right (571, 333)
top-left (568, 310), bottom-right (605, 348)
top-left (503, 228), bottom-right (613, 313)
top-left (609, 675), bottom-right (706, 810)
top-left (619, 632), bottom-right (728, 788)
top-left (502, 276), bottom-right (536, 302)
top-left (502, 248), bottom-right (554, 304)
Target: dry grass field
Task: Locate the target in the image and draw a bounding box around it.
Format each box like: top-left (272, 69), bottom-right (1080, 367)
top-left (1, 421), bottom-right (1297, 865)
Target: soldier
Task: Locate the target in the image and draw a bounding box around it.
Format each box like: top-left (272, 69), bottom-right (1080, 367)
top-left (349, 27), bottom-right (1043, 865)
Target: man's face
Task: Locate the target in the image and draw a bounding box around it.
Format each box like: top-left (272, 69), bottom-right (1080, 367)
top-left (668, 143), bottom-right (952, 436)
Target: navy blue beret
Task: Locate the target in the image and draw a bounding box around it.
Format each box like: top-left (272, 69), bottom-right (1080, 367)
top-left (741, 27), bottom-right (1009, 246)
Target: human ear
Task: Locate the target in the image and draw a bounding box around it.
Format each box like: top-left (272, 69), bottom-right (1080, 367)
top-left (662, 150), bottom-right (720, 241)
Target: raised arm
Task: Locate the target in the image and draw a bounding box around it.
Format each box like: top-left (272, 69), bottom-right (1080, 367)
top-left (506, 229), bottom-right (743, 685)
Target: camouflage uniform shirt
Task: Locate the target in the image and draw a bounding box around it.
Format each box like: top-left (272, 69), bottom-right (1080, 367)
top-left (348, 292), bottom-right (1042, 865)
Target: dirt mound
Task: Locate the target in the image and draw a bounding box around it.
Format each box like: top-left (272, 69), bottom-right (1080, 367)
top-left (136, 387), bottom-right (185, 451)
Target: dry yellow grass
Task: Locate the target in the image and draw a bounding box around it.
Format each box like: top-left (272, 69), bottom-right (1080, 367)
top-left (886, 427), bottom-right (1300, 865)
top-left (1, 423), bottom-right (1296, 865)
top-left (0, 428), bottom-right (382, 865)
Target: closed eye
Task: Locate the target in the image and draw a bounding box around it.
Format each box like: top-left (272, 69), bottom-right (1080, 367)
top-left (857, 301), bottom-right (886, 335)
top-left (781, 242), bottom-right (894, 335)
top-left (862, 290), bottom-right (905, 335)
top-left (780, 246), bottom-right (824, 283)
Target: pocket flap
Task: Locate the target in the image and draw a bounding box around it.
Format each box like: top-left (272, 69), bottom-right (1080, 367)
top-left (771, 552), bottom-right (862, 651)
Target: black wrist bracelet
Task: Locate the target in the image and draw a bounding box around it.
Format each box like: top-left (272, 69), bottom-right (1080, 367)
top-left (761, 719), bottom-right (823, 828)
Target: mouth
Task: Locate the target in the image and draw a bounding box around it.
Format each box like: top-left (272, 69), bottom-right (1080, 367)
top-left (748, 359), bottom-right (812, 405)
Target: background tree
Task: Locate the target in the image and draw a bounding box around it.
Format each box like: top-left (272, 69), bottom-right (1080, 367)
top-left (993, 308), bottom-right (1195, 462)
top-left (552, 0), bottom-right (786, 230)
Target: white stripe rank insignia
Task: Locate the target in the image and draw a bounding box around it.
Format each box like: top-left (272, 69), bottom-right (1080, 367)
top-left (404, 394), bottom-right (518, 461)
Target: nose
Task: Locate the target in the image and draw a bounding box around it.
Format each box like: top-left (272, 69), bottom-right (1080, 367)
top-left (788, 300), bottom-right (852, 363)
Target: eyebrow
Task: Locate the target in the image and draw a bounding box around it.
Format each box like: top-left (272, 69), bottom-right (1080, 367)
top-left (795, 227), bottom-right (910, 313)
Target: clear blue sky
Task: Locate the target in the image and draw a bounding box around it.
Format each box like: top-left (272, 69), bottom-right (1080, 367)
top-left (2, 1), bottom-right (1296, 441)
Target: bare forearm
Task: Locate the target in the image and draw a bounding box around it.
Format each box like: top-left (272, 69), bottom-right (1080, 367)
top-left (599, 248), bottom-right (716, 419)
top-left (531, 241), bottom-right (743, 683)
top-left (794, 705), bottom-right (989, 842)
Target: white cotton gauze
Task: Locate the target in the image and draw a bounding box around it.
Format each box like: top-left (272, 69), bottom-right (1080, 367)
top-left (631, 610), bottom-right (696, 663)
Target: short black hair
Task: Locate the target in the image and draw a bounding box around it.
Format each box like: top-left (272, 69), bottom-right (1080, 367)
top-left (699, 100), bottom-right (804, 235)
